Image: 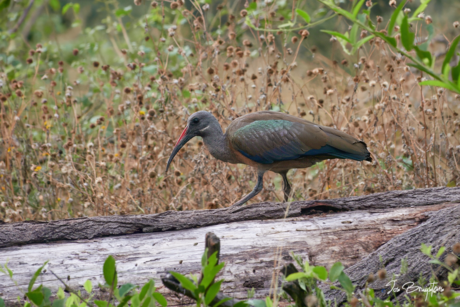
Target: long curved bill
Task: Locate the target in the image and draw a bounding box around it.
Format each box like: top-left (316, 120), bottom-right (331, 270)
top-left (166, 126), bottom-right (190, 172)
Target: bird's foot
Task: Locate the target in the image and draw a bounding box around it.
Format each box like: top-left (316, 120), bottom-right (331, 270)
top-left (228, 202), bottom-right (247, 213)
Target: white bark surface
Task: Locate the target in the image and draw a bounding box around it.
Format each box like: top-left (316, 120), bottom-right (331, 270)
top-left (0, 203), bottom-right (453, 303)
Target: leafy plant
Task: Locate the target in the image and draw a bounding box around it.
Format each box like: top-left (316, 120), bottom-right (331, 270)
top-left (318, 0), bottom-right (460, 94)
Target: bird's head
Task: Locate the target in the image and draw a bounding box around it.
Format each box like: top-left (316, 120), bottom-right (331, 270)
top-left (166, 111), bottom-right (216, 172)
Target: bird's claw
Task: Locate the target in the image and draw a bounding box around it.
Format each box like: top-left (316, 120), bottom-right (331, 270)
top-left (228, 202), bottom-right (247, 213)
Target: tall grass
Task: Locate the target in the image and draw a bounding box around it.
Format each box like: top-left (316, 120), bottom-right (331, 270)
top-left (0, 0), bottom-right (459, 222)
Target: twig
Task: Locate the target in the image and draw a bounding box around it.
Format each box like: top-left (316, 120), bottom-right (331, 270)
top-left (161, 232), bottom-right (239, 307)
top-left (49, 268), bottom-right (96, 307)
top-left (9, 0), bottom-right (35, 34)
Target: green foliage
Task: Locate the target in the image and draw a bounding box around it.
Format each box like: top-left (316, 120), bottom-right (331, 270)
top-left (318, 0), bottom-right (460, 94)
top-left (1, 244), bottom-right (460, 307)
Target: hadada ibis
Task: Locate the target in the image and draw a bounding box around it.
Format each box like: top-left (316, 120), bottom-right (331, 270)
top-left (166, 111), bottom-right (372, 207)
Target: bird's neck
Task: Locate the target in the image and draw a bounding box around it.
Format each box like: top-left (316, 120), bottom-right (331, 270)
top-left (202, 122), bottom-right (237, 163)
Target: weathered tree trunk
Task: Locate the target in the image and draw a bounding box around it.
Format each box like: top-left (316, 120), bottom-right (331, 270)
top-left (0, 187), bottom-right (459, 305)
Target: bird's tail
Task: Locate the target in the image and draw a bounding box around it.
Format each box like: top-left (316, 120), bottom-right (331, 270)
top-left (318, 127), bottom-right (372, 162)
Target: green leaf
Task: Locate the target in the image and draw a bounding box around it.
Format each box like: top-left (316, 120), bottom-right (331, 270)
top-left (414, 46), bottom-right (432, 67)
top-left (115, 9), bottom-right (129, 18)
top-left (448, 269), bottom-right (458, 284)
top-left (0, 0), bottom-right (11, 12)
top-left (447, 179), bottom-right (456, 187)
top-left (170, 272), bottom-right (197, 293)
top-left (57, 288), bottom-right (65, 300)
top-left (28, 261), bottom-right (49, 292)
top-left (139, 280), bottom-right (154, 301)
top-left (0, 297), bottom-right (4, 307)
top-left (52, 298), bottom-right (66, 307)
top-left (407, 63), bottom-right (442, 81)
top-left (325, 2), bottom-right (354, 20)
top-left (436, 247), bottom-right (446, 259)
top-left (285, 272), bottom-right (308, 281)
top-left (247, 300), bottom-right (265, 307)
top-left (233, 302), bottom-right (250, 307)
top-left (443, 36), bottom-right (460, 77)
top-left (329, 262), bottom-right (344, 282)
top-left (26, 290), bottom-right (44, 306)
top-left (152, 293), bottom-right (167, 307)
top-left (118, 295), bottom-right (133, 307)
top-left (374, 32), bottom-right (396, 48)
top-left (103, 256), bottom-right (117, 289)
top-left (265, 296), bottom-right (273, 307)
top-left (83, 280), bottom-right (92, 294)
top-left (338, 272), bottom-right (354, 294)
top-left (131, 294), bottom-right (141, 307)
top-left (352, 35), bottom-right (375, 53)
top-left (4, 264), bottom-right (13, 278)
top-left (321, 30), bottom-right (351, 43)
top-left (296, 9), bottom-right (311, 23)
top-left (400, 15), bottom-right (414, 51)
top-left (313, 266), bottom-right (328, 281)
top-left (388, 0), bottom-right (407, 36)
top-left (49, 0), bottom-right (60, 11)
top-left (247, 2), bottom-right (257, 11)
top-left (421, 243), bottom-right (432, 257)
top-left (62, 3), bottom-right (73, 14)
top-left (453, 61), bottom-right (460, 84)
top-left (119, 283), bottom-right (136, 297)
top-left (182, 90), bottom-right (191, 98)
top-left (418, 80), bottom-right (458, 93)
top-left (428, 259), bottom-right (446, 267)
top-left (411, 0), bottom-right (431, 21)
top-left (205, 280), bottom-right (223, 305)
top-left (73, 3), bottom-right (80, 14)
top-left (352, 0), bottom-right (365, 18)
top-left (94, 301), bottom-right (108, 307)
top-left (214, 298), bottom-right (234, 307)
top-left (141, 296), bottom-right (151, 307)
top-left (350, 23), bottom-right (359, 44)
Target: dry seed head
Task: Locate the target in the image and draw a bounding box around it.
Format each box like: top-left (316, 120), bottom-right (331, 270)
top-left (300, 30), bottom-right (309, 37)
top-left (454, 21), bottom-right (460, 29)
top-left (453, 243), bottom-right (460, 254)
top-left (425, 16), bottom-right (432, 24)
top-left (445, 253), bottom-right (458, 266)
top-left (350, 297), bottom-right (359, 307)
top-left (240, 9), bottom-right (247, 17)
top-left (377, 269), bottom-right (386, 280)
top-left (389, 0), bottom-right (396, 7)
top-left (306, 295), bottom-right (318, 307)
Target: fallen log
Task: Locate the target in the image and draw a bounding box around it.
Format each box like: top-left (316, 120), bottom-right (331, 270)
top-left (0, 187), bottom-right (458, 248)
top-left (0, 187), bottom-right (459, 305)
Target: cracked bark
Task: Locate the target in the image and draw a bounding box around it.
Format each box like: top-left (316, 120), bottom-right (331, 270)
top-left (0, 187), bottom-right (459, 305)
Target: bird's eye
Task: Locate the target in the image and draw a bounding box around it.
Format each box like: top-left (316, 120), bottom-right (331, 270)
top-left (192, 118), bottom-right (200, 124)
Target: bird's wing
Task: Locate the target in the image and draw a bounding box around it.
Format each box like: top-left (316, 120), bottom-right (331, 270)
top-left (229, 116), bottom-right (371, 164)
top-left (229, 119), bottom-right (328, 164)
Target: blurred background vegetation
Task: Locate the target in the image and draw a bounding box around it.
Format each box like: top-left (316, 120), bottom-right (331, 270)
top-left (1, 0), bottom-right (460, 222)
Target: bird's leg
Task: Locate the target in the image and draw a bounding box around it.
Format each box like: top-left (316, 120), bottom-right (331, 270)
top-left (231, 170), bottom-right (266, 207)
top-left (280, 171), bottom-right (292, 202)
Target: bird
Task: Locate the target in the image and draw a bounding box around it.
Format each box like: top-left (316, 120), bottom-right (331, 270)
top-left (166, 111), bottom-right (372, 207)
